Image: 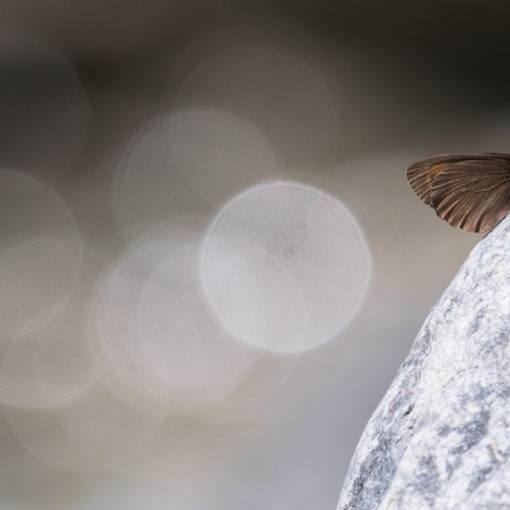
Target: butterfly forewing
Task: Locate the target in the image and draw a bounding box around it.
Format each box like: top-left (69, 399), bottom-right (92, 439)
top-left (407, 153), bottom-right (510, 232)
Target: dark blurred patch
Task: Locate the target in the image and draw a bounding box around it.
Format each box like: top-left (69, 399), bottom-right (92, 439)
top-left (275, 0), bottom-right (510, 95)
top-left (0, 37), bottom-right (89, 180)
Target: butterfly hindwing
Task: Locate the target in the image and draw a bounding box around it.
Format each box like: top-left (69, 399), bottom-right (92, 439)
top-left (407, 154), bottom-right (465, 206)
top-left (407, 153), bottom-right (510, 232)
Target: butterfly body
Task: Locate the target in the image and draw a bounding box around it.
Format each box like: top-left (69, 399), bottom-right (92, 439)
top-left (407, 153), bottom-right (510, 232)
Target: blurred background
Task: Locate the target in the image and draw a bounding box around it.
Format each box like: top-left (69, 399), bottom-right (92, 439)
top-left (0, 2), bottom-right (508, 509)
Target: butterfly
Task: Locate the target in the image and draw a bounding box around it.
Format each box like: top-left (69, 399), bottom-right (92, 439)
top-left (407, 153), bottom-right (510, 233)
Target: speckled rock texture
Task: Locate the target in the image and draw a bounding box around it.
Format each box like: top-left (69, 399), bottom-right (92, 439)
top-left (337, 214), bottom-right (510, 510)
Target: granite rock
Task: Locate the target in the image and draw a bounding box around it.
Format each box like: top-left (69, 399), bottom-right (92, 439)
top-left (337, 214), bottom-right (510, 509)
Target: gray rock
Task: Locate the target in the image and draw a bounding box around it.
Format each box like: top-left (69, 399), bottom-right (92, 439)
top-left (337, 214), bottom-right (510, 510)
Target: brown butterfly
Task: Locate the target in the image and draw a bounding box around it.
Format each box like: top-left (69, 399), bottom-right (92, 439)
top-left (407, 153), bottom-right (510, 233)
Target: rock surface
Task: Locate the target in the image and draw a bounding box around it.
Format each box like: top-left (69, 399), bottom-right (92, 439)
top-left (337, 214), bottom-right (510, 509)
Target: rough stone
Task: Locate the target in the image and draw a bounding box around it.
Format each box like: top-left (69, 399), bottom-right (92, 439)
top-left (337, 214), bottom-right (510, 509)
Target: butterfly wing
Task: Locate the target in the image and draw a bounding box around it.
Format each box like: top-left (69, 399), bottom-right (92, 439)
top-left (407, 153), bottom-right (510, 232)
top-left (407, 154), bottom-right (461, 206)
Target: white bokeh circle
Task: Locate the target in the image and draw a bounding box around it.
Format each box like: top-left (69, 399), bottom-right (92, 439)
top-left (90, 221), bottom-right (200, 413)
top-left (90, 217), bottom-right (255, 414)
top-left (0, 302), bottom-right (98, 409)
top-left (139, 241), bottom-right (256, 411)
top-left (201, 181), bottom-right (371, 352)
top-left (0, 169), bottom-right (83, 341)
top-left (175, 45), bottom-right (340, 167)
top-left (113, 109), bottom-right (279, 235)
